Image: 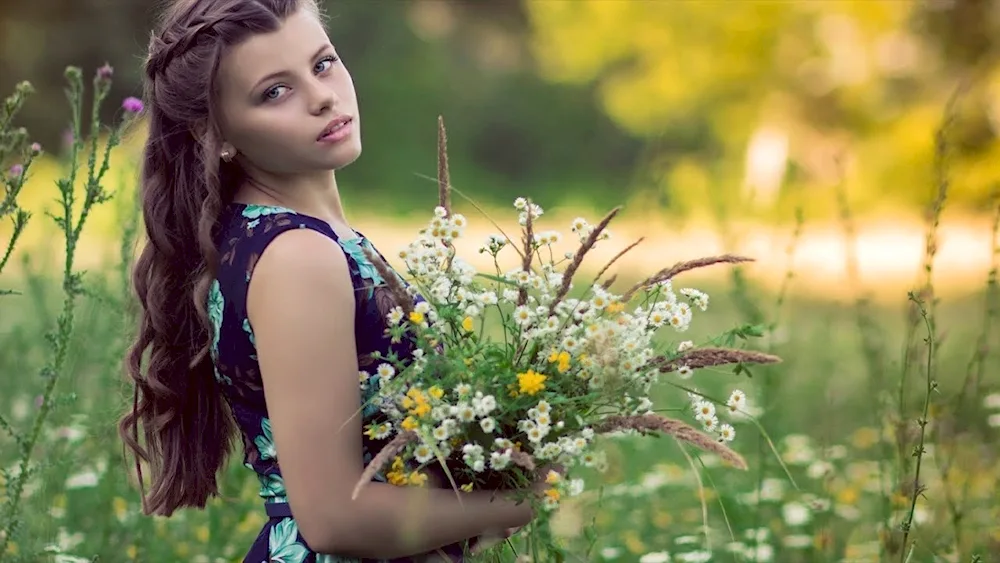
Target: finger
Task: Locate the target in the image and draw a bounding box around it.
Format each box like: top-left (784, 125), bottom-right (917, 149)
top-left (471, 533), bottom-right (505, 554)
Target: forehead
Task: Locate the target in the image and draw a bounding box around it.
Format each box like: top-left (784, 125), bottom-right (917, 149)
top-left (219, 8), bottom-right (329, 92)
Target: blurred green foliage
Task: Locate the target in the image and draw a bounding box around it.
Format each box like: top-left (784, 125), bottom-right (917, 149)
top-left (2, 1), bottom-right (1000, 221)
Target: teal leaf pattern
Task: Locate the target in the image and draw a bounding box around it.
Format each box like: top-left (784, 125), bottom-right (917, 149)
top-left (243, 317), bottom-right (256, 346)
top-left (255, 418), bottom-right (277, 461)
top-left (243, 317), bottom-right (257, 361)
top-left (256, 472), bottom-right (286, 498)
top-left (206, 280), bottom-right (231, 385)
top-left (339, 237), bottom-right (384, 286)
top-left (268, 518), bottom-right (310, 563)
top-left (207, 279), bottom-right (224, 355)
top-left (241, 203), bottom-right (297, 229)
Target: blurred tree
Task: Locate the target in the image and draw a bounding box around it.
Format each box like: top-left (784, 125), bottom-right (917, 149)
top-left (524, 0), bottom-right (1000, 219)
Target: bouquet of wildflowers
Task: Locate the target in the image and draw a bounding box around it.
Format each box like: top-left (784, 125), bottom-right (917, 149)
top-left (354, 118), bottom-right (780, 558)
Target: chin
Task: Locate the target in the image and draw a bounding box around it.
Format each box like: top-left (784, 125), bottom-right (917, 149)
top-left (324, 141), bottom-right (362, 171)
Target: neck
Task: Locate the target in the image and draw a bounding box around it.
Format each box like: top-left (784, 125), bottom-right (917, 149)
top-left (235, 168), bottom-right (349, 228)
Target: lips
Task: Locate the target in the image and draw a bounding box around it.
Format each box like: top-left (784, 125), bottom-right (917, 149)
top-left (317, 116), bottom-right (352, 141)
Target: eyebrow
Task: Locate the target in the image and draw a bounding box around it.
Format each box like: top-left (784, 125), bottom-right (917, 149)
top-left (250, 44), bottom-right (332, 93)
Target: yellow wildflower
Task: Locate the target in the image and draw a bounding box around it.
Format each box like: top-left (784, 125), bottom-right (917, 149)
top-left (408, 472), bottom-right (428, 487)
top-left (545, 470), bottom-right (562, 484)
top-left (401, 416), bottom-right (419, 431)
top-left (387, 471), bottom-right (408, 486)
top-left (544, 488), bottom-right (561, 501)
top-left (462, 316), bottom-right (474, 332)
top-left (517, 369), bottom-right (547, 396)
top-left (408, 311), bottom-right (425, 324)
top-left (606, 302), bottom-right (625, 314)
top-left (460, 483), bottom-right (474, 492)
top-left (556, 352), bottom-right (571, 374)
top-left (428, 386), bottom-right (444, 400)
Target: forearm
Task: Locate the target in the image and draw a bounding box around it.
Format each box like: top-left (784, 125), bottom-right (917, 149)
top-left (317, 482), bottom-right (533, 559)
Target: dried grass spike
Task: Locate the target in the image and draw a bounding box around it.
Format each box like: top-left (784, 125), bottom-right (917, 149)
top-left (622, 254), bottom-right (754, 302)
top-left (517, 199), bottom-right (534, 307)
top-left (352, 431), bottom-right (418, 500)
top-left (549, 206), bottom-right (621, 313)
top-left (593, 414), bottom-right (747, 470)
top-left (594, 236), bottom-right (644, 285)
top-left (437, 115), bottom-right (451, 217)
top-left (653, 347), bottom-right (781, 373)
top-left (508, 449), bottom-right (536, 472)
top-left (362, 245), bottom-right (414, 315)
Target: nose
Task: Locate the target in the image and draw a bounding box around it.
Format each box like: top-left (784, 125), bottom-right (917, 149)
top-left (306, 76), bottom-right (338, 116)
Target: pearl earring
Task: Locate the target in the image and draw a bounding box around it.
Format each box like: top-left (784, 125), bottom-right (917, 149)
top-left (221, 150), bottom-right (233, 162)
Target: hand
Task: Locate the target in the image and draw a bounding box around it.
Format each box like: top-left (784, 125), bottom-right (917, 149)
top-left (470, 463), bottom-right (565, 555)
top-left (470, 525), bottom-right (526, 555)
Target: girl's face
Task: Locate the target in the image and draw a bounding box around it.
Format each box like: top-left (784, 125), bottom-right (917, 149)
top-left (215, 7), bottom-right (362, 175)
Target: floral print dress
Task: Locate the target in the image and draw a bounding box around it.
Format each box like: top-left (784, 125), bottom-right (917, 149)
top-left (208, 203), bottom-right (468, 563)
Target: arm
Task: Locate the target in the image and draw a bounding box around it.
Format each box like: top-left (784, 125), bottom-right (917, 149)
top-left (247, 229), bottom-right (533, 559)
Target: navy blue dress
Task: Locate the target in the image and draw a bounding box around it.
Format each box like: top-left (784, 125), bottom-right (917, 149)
top-left (208, 203), bottom-right (469, 563)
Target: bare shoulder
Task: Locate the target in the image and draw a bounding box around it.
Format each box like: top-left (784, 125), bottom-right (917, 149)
top-left (247, 227), bottom-right (351, 304)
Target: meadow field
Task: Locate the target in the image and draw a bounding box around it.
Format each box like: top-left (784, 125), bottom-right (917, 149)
top-left (2, 68), bottom-right (999, 563)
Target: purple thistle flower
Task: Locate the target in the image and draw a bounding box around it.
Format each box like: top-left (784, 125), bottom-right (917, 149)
top-left (122, 97), bottom-right (144, 114)
top-left (97, 63), bottom-right (114, 81)
top-left (30, 142), bottom-right (42, 156)
top-left (9, 164), bottom-right (23, 178)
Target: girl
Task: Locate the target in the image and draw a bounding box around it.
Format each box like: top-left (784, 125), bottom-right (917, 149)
top-left (117, 0), bottom-right (536, 560)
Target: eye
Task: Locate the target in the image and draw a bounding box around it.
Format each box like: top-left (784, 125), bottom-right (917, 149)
top-left (314, 55), bottom-right (339, 74)
top-left (262, 85), bottom-right (288, 102)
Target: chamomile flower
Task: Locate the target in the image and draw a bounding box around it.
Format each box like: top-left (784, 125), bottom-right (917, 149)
top-left (432, 424), bottom-right (451, 442)
top-left (479, 417), bottom-right (496, 433)
top-left (454, 403), bottom-right (476, 423)
top-left (694, 400), bottom-right (716, 421)
top-left (727, 389), bottom-right (747, 413)
top-left (376, 363), bottom-right (395, 380)
top-left (387, 307), bottom-right (404, 325)
top-left (413, 444), bottom-right (434, 464)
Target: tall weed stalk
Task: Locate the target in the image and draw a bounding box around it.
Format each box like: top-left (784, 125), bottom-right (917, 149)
top-left (0, 65), bottom-right (137, 562)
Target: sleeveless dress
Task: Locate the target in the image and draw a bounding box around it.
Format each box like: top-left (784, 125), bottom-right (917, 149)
top-left (207, 202), bottom-right (470, 563)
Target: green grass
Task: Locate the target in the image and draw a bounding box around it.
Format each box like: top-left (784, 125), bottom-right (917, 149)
top-left (2, 265), bottom-right (998, 562)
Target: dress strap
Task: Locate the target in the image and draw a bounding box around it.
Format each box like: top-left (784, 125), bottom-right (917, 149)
top-left (264, 501), bottom-right (293, 519)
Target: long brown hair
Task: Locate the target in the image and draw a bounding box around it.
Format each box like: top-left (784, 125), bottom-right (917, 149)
top-left (118, 0), bottom-right (319, 517)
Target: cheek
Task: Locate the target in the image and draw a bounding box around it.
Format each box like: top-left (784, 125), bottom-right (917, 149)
top-left (230, 113), bottom-right (308, 167)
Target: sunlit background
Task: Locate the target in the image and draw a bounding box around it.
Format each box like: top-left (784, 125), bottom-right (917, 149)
top-left (1, 1), bottom-right (999, 562)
